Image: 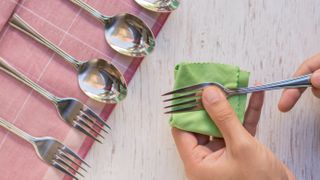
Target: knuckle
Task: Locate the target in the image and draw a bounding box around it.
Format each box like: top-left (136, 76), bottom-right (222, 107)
top-left (244, 120), bottom-right (256, 128)
top-left (191, 147), bottom-right (206, 163)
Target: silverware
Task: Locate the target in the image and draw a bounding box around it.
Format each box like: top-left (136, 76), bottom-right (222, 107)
top-left (0, 116), bottom-right (89, 180)
top-left (163, 74), bottom-right (312, 113)
top-left (0, 57), bottom-right (109, 143)
top-left (135, 0), bottom-right (180, 12)
top-left (69, 0), bottom-right (155, 57)
top-left (10, 14), bottom-right (127, 104)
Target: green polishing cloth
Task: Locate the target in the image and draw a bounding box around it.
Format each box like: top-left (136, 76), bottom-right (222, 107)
top-left (169, 62), bottom-right (250, 137)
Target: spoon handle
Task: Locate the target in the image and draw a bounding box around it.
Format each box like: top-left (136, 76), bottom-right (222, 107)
top-left (0, 117), bottom-right (36, 144)
top-left (9, 14), bottom-right (81, 70)
top-left (69, 0), bottom-right (107, 22)
top-left (0, 57), bottom-right (60, 104)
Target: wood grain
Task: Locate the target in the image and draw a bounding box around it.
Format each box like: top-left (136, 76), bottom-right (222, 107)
top-left (84, 0), bottom-right (320, 179)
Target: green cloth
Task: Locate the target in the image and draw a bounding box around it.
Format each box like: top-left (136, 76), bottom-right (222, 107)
top-left (169, 62), bottom-right (250, 137)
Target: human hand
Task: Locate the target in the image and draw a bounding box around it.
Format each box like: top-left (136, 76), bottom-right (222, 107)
top-left (172, 87), bottom-right (295, 180)
top-left (279, 53), bottom-right (320, 112)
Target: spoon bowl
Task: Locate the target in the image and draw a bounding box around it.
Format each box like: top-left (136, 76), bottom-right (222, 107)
top-left (135, 0), bottom-right (180, 12)
top-left (78, 59), bottom-right (127, 103)
top-left (104, 13), bottom-right (155, 57)
top-left (70, 0), bottom-right (155, 57)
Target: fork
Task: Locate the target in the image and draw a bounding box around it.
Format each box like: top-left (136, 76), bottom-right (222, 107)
top-left (163, 74), bottom-right (312, 113)
top-left (0, 57), bottom-right (110, 143)
top-left (0, 116), bottom-right (89, 179)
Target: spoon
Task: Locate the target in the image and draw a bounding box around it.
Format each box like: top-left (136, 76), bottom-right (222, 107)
top-left (10, 14), bottom-right (127, 104)
top-left (135, 0), bottom-right (180, 12)
top-left (69, 0), bottom-right (155, 57)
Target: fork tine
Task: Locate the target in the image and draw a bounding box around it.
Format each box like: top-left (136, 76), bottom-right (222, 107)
top-left (80, 112), bottom-right (109, 134)
top-left (164, 98), bottom-right (201, 109)
top-left (81, 108), bottom-right (111, 130)
top-left (163, 92), bottom-right (199, 102)
top-left (77, 116), bottom-right (105, 139)
top-left (164, 102), bottom-right (203, 114)
top-left (52, 160), bottom-right (79, 180)
top-left (162, 82), bottom-right (213, 96)
top-left (55, 155), bottom-right (84, 177)
top-left (73, 122), bottom-right (103, 144)
top-left (61, 146), bottom-right (91, 168)
top-left (59, 150), bottom-right (88, 172)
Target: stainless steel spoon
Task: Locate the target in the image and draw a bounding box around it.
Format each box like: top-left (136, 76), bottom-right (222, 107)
top-left (69, 0), bottom-right (155, 57)
top-left (135, 0), bottom-right (180, 12)
top-left (10, 14), bottom-right (127, 104)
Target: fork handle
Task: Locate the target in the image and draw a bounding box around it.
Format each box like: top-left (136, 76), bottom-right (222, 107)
top-left (0, 117), bottom-right (35, 143)
top-left (228, 74), bottom-right (312, 96)
top-left (0, 58), bottom-right (60, 103)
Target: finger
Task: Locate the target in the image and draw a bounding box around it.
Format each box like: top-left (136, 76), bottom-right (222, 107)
top-left (194, 133), bottom-right (210, 145)
top-left (244, 90), bottom-right (265, 136)
top-left (172, 128), bottom-right (198, 163)
top-left (205, 138), bottom-right (226, 152)
top-left (279, 54), bottom-right (320, 111)
top-left (312, 87), bottom-right (320, 98)
top-left (202, 86), bottom-right (251, 146)
top-left (295, 53), bottom-right (320, 75)
top-left (278, 88), bottom-right (305, 112)
top-left (307, 69), bottom-right (320, 99)
top-left (311, 69), bottom-right (320, 89)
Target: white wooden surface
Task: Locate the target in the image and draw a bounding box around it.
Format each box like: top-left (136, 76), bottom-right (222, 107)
top-left (84, 1), bottom-right (320, 179)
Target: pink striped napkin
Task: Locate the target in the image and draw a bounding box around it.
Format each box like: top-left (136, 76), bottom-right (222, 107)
top-left (0, 0), bottom-right (169, 179)
top-left (0, 0), bottom-right (19, 31)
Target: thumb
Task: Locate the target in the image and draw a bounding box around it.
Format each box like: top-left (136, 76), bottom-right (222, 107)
top-left (311, 70), bottom-right (320, 89)
top-left (311, 70), bottom-right (320, 98)
top-left (202, 86), bottom-right (250, 145)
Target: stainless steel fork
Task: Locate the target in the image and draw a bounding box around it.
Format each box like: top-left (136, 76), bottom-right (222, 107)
top-left (163, 74), bottom-right (312, 113)
top-left (0, 57), bottom-right (110, 143)
top-left (0, 116), bottom-right (89, 179)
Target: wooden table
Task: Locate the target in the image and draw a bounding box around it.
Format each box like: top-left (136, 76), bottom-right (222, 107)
top-left (85, 0), bottom-right (320, 179)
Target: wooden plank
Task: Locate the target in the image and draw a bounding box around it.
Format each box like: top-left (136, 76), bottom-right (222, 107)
top-left (86, 0), bottom-right (320, 179)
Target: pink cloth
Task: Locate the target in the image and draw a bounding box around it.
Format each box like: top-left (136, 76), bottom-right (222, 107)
top-left (0, 0), bottom-right (169, 179)
top-left (0, 0), bottom-right (19, 31)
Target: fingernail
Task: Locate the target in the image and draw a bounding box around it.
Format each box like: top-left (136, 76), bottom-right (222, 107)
top-left (203, 88), bottom-right (221, 103)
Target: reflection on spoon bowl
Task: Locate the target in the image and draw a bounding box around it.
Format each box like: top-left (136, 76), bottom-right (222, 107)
top-left (135, 0), bottom-right (180, 12)
top-left (69, 0), bottom-right (155, 57)
top-left (78, 59), bottom-right (127, 103)
top-left (104, 13), bottom-right (155, 57)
